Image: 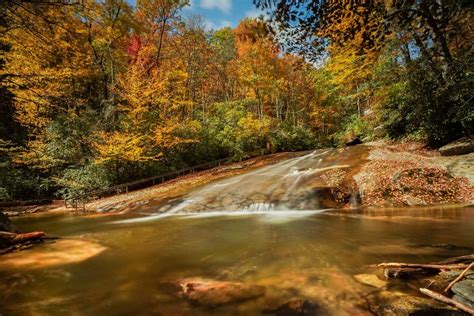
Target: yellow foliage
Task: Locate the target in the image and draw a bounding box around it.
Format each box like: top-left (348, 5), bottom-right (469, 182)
top-left (93, 132), bottom-right (160, 164)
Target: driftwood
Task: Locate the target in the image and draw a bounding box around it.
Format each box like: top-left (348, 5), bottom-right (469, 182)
top-left (420, 288), bottom-right (474, 315)
top-left (376, 255), bottom-right (474, 280)
top-left (376, 263), bottom-right (469, 270)
top-left (437, 254), bottom-right (474, 265)
top-left (0, 231), bottom-right (44, 249)
top-left (444, 262), bottom-right (474, 293)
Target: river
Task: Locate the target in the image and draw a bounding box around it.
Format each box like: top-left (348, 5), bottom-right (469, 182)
top-left (1, 147), bottom-right (473, 315)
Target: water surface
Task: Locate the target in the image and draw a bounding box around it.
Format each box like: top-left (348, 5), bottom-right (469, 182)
top-left (2, 207), bottom-right (473, 315)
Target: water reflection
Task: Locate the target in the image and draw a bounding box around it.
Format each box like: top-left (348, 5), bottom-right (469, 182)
top-left (2, 207), bottom-right (473, 315)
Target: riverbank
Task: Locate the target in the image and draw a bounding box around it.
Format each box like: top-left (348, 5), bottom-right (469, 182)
top-left (354, 141), bottom-right (473, 207)
top-left (2, 141), bottom-right (472, 218)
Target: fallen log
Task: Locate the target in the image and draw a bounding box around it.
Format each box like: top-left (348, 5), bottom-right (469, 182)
top-left (0, 231), bottom-right (44, 248)
top-left (437, 254), bottom-right (474, 265)
top-left (420, 288), bottom-right (474, 315)
top-left (376, 263), bottom-right (469, 270)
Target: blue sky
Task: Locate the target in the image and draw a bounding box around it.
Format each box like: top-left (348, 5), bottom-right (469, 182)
top-left (125, 0), bottom-right (265, 30)
top-left (183, 0), bottom-right (263, 30)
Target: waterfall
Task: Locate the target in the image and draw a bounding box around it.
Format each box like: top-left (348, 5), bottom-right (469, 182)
top-left (113, 147), bottom-right (365, 223)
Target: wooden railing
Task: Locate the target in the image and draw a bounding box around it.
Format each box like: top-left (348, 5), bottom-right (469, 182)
top-left (64, 157), bottom-right (231, 211)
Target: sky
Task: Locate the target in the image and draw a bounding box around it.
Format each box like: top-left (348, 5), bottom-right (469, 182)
top-left (125, 0), bottom-right (266, 30)
top-left (182, 0), bottom-right (263, 30)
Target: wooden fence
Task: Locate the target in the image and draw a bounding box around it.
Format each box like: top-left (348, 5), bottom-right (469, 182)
top-left (64, 157), bottom-right (231, 211)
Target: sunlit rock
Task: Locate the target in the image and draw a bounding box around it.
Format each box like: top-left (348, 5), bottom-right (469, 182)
top-left (354, 274), bottom-right (386, 288)
top-left (176, 278), bottom-right (265, 306)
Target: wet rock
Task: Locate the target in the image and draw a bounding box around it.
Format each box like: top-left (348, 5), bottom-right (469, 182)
top-left (384, 267), bottom-right (437, 280)
top-left (439, 137), bottom-right (474, 156)
top-left (346, 137), bottom-right (363, 147)
top-left (0, 211), bottom-right (18, 233)
top-left (452, 279), bottom-right (474, 307)
top-left (263, 299), bottom-right (323, 316)
top-left (354, 274), bottom-right (386, 288)
top-left (366, 290), bottom-right (458, 315)
top-left (453, 294), bottom-right (474, 309)
top-left (177, 278), bottom-right (265, 306)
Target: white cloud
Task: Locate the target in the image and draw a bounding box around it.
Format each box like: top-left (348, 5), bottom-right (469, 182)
top-left (245, 8), bottom-right (269, 20)
top-left (200, 0), bottom-right (232, 14)
top-left (204, 19), bottom-right (233, 30)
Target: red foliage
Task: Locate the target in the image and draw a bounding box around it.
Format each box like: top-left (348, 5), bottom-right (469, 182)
top-left (127, 35), bottom-right (142, 62)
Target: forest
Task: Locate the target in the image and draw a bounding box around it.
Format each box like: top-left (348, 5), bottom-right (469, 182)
top-left (0, 0), bottom-right (472, 201)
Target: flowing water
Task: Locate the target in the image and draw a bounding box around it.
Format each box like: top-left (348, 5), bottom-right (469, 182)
top-left (1, 147), bottom-right (473, 315)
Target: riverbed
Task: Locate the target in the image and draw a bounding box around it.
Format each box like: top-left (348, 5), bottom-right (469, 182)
top-left (1, 206), bottom-right (473, 315)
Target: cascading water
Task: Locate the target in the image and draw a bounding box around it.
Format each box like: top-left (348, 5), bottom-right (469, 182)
top-left (115, 146), bottom-right (368, 223)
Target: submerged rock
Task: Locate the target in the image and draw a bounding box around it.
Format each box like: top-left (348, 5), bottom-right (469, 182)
top-left (366, 290), bottom-right (459, 315)
top-left (177, 278), bottom-right (265, 306)
top-left (439, 137), bottom-right (474, 156)
top-left (263, 299), bottom-right (324, 316)
top-left (452, 279), bottom-right (474, 307)
top-left (354, 274), bottom-right (386, 288)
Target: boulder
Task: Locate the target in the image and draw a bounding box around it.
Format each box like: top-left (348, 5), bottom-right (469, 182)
top-left (439, 137), bottom-right (474, 156)
top-left (373, 125), bottom-right (385, 138)
top-left (345, 137), bottom-right (363, 147)
top-left (177, 278), bottom-right (265, 306)
top-left (0, 211), bottom-right (18, 233)
top-left (263, 299), bottom-right (324, 316)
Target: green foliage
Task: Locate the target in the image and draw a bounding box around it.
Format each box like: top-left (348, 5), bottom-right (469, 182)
top-left (56, 164), bottom-right (112, 200)
top-left (270, 123), bottom-right (317, 152)
top-left (375, 50), bottom-right (473, 146)
top-left (0, 139), bottom-right (53, 200)
top-left (335, 114), bottom-right (372, 145)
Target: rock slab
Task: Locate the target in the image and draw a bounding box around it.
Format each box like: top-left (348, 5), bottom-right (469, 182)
top-left (452, 279), bottom-right (474, 307)
top-left (439, 137), bottom-right (474, 156)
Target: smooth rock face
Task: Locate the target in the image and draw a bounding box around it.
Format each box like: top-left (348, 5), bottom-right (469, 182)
top-left (452, 279), bottom-right (474, 307)
top-left (178, 278), bottom-right (265, 306)
top-left (439, 137), bottom-right (474, 156)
